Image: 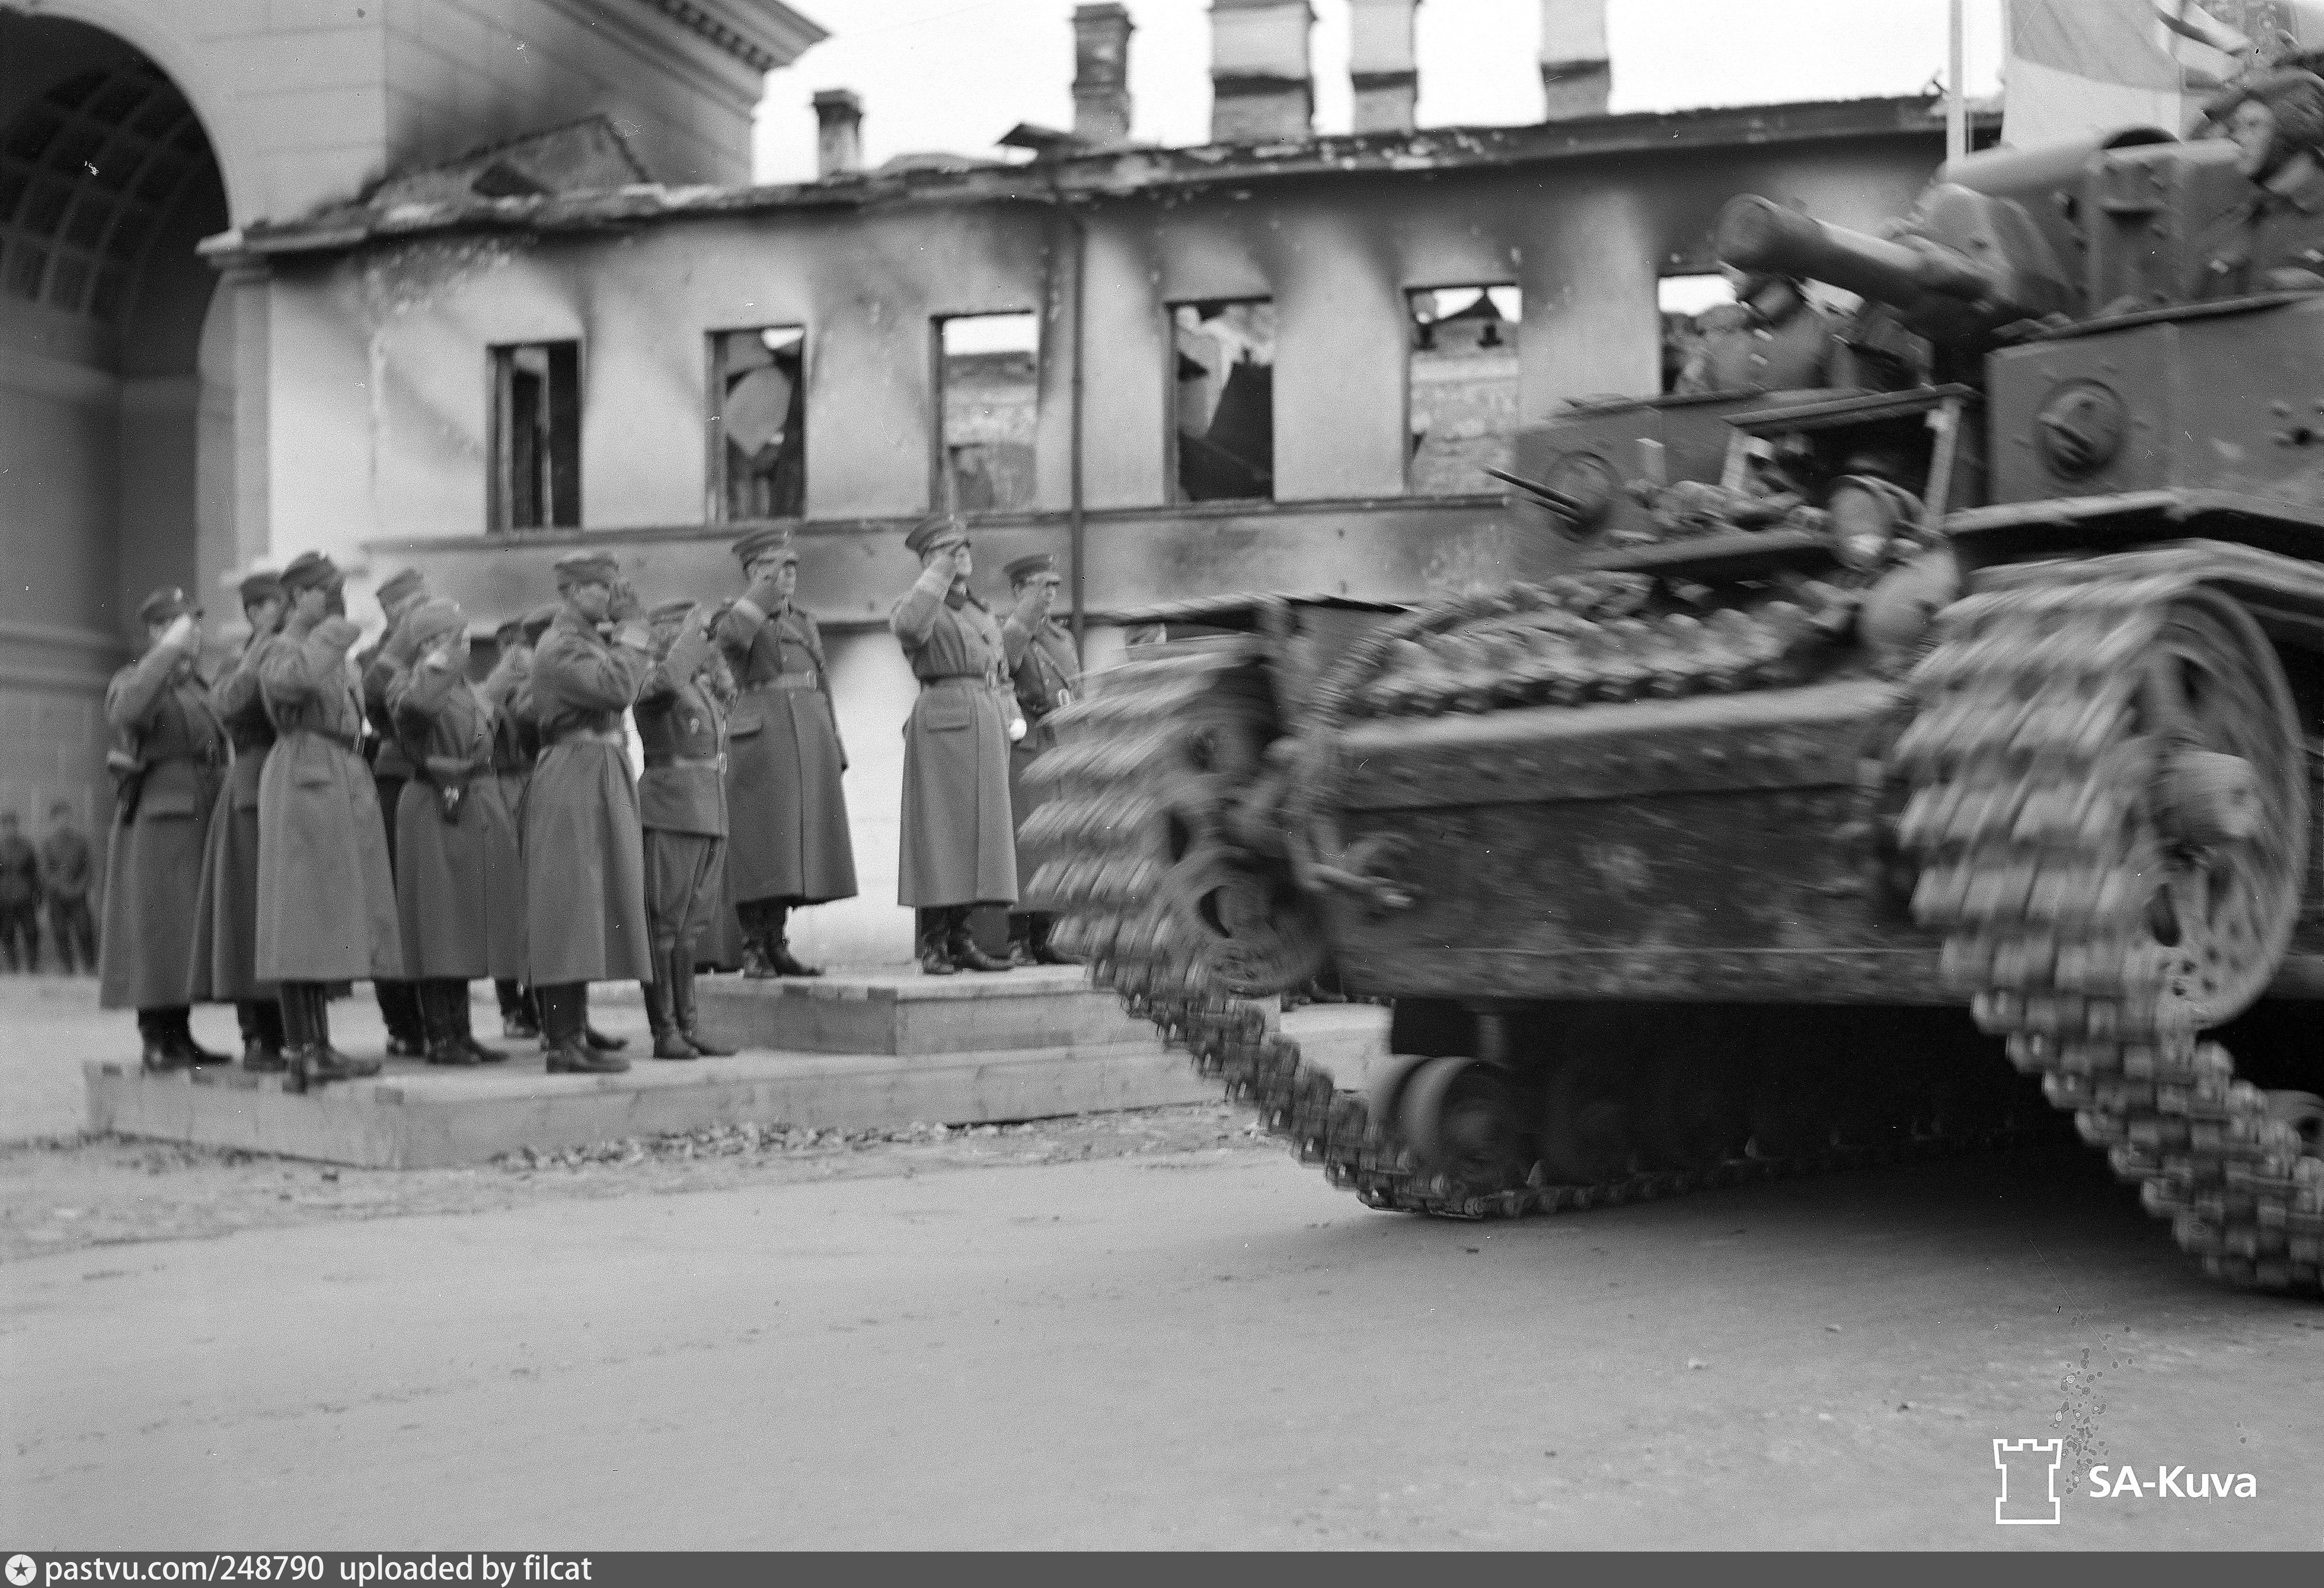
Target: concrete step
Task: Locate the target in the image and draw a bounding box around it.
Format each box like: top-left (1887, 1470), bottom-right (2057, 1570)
top-left (682, 965), bottom-right (1156, 1056)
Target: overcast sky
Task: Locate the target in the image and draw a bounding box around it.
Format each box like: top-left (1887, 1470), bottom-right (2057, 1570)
top-left (752, 0), bottom-right (2009, 182)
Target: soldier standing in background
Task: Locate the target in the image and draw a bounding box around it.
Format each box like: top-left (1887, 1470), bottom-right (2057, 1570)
top-left (40, 801), bottom-right (96, 976)
top-left (525, 550), bottom-right (655, 1073)
top-left (1675, 266), bottom-right (1841, 395)
top-left (0, 811), bottom-right (36, 972)
top-left (715, 527), bottom-right (856, 978)
top-left (999, 553), bottom-right (1082, 968)
top-left (479, 607), bottom-right (549, 1038)
top-left (387, 598), bottom-right (520, 1066)
top-left (97, 587), bottom-right (227, 1069)
top-left (357, 566), bottom-right (431, 1057)
top-left (891, 516), bottom-right (1019, 976)
top-left (635, 599), bottom-right (739, 1059)
top-left (187, 571), bottom-right (288, 1069)
top-left (256, 553), bottom-right (401, 1090)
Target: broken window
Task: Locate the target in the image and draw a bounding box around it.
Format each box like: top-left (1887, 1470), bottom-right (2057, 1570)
top-left (938, 312), bottom-right (1039, 514)
top-left (1657, 273), bottom-right (1737, 393)
top-left (710, 326), bottom-right (806, 521)
top-left (1172, 298), bottom-right (1274, 503)
top-left (489, 341), bottom-right (581, 531)
top-left (1408, 285), bottom-right (1520, 495)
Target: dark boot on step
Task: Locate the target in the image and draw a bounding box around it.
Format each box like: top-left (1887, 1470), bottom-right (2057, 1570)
top-left (377, 979), bottom-right (426, 1059)
top-left (1006, 914), bottom-right (1038, 969)
top-left (238, 1000), bottom-right (288, 1072)
top-left (453, 983), bottom-right (506, 1064)
top-left (669, 950), bottom-right (734, 1056)
top-left (917, 907), bottom-right (957, 976)
top-left (166, 1008), bottom-right (229, 1067)
top-left (138, 1009), bottom-right (186, 1073)
top-left (643, 975), bottom-right (698, 1061)
top-left (497, 978), bottom-right (540, 1040)
top-left (545, 985), bottom-right (629, 1074)
top-left (422, 980), bottom-right (478, 1066)
top-left (948, 907), bottom-right (1013, 974)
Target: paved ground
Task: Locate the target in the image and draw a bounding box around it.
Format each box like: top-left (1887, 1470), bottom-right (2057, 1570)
top-left (6, 975), bottom-right (2321, 1550)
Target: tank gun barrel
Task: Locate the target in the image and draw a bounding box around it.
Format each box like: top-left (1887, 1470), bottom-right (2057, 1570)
top-left (1716, 195), bottom-right (1988, 313)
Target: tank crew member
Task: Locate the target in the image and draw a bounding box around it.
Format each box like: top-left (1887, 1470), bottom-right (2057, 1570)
top-left (479, 603), bottom-right (556, 1039)
top-left (891, 515), bottom-right (1020, 976)
top-left (2201, 69), bottom-right (2324, 298)
top-left (387, 598), bottom-right (523, 1066)
top-left (355, 565), bottom-right (432, 1058)
top-left (255, 553), bottom-right (401, 1090)
top-left (714, 526), bottom-right (856, 979)
top-left (635, 599), bottom-right (740, 1058)
top-left (97, 587), bottom-right (227, 1069)
top-left (526, 550), bottom-right (656, 1073)
top-left (999, 552), bottom-right (1081, 967)
top-left (0, 811), bottom-right (36, 973)
top-left (187, 571), bottom-right (288, 1068)
top-left (1675, 266), bottom-right (1842, 394)
top-left (40, 801), bottom-right (97, 976)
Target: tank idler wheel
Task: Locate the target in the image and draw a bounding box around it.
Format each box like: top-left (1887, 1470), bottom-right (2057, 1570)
top-left (1641, 1054), bottom-right (1750, 1172)
top-left (1398, 1056), bottom-right (1532, 1196)
top-left (1538, 1052), bottom-right (1640, 1185)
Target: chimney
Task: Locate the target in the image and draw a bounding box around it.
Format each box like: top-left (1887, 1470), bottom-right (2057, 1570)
top-left (1347, 0), bottom-right (1419, 135)
top-left (1539, 0), bottom-right (1610, 119)
top-left (813, 88), bottom-right (863, 178)
top-left (1072, 4), bottom-right (1135, 148)
top-left (1209, 0), bottom-right (1314, 145)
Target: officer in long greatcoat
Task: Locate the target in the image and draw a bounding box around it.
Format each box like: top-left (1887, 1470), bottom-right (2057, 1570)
top-left (187, 571), bottom-right (288, 1069)
top-left (255, 553), bottom-right (400, 1089)
top-left (98, 586), bottom-right (227, 1070)
top-left (387, 598), bottom-right (523, 1066)
top-left (891, 515), bottom-right (1019, 975)
top-left (478, 603), bottom-right (556, 1038)
top-left (635, 599), bottom-right (739, 1059)
top-left (526, 550), bottom-right (656, 1073)
top-left (714, 526), bottom-right (856, 978)
top-left (356, 565), bottom-right (431, 1057)
top-left (999, 552), bottom-right (1082, 967)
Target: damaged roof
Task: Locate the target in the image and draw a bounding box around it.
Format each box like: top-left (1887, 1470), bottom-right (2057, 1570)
top-left (204, 93), bottom-right (1995, 263)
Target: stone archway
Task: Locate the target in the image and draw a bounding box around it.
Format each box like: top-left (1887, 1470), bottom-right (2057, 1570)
top-left (0, 10), bottom-right (231, 850)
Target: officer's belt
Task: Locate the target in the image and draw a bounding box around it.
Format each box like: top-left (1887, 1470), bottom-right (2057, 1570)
top-left (546, 728), bottom-right (626, 748)
top-left (643, 753), bottom-right (723, 771)
top-left (282, 725), bottom-right (359, 752)
top-left (742, 672), bottom-right (819, 693)
top-left (917, 673), bottom-right (989, 688)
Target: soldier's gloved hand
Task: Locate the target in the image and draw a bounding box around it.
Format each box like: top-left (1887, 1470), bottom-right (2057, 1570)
top-left (606, 579), bottom-right (645, 624)
top-left (664, 610), bottom-right (714, 681)
top-left (1008, 713), bottom-right (1028, 743)
top-left (160, 613), bottom-right (199, 654)
top-left (381, 617), bottom-right (423, 668)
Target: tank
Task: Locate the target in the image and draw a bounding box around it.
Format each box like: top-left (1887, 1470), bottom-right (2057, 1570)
top-left (1023, 125), bottom-right (2324, 1294)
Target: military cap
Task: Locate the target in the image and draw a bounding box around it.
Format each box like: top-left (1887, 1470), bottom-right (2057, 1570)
top-left (401, 597), bottom-right (464, 650)
top-left (375, 567), bottom-right (426, 612)
top-left (237, 570), bottom-right (284, 608)
top-left (730, 526), bottom-right (799, 566)
top-left (552, 549), bottom-right (621, 587)
top-left (279, 551), bottom-right (341, 594)
top-left (137, 586), bottom-right (201, 625)
top-left (903, 515), bottom-right (970, 557)
top-left (520, 602), bottom-right (560, 643)
top-left (648, 598), bottom-right (699, 624)
top-left (1004, 552), bottom-right (1061, 587)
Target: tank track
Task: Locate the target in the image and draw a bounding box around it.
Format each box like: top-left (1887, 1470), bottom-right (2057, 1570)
top-left (1026, 638), bottom-right (2036, 1230)
top-left (1896, 571), bottom-right (2324, 1294)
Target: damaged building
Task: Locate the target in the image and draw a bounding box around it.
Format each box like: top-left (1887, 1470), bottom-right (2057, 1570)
top-left (2, 0), bottom-right (1989, 962)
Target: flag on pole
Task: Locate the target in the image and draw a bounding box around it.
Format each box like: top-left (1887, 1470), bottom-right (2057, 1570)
top-left (1996, 0), bottom-right (2324, 146)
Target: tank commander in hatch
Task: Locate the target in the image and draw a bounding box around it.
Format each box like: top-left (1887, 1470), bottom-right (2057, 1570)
top-left (1674, 265), bottom-right (1843, 395)
top-left (2199, 69), bottom-right (2324, 298)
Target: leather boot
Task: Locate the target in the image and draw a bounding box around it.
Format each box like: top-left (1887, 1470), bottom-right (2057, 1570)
top-left (377, 979), bottom-right (426, 1058)
top-left (1006, 914), bottom-right (1038, 968)
top-left (280, 986), bottom-right (315, 1094)
top-left (423, 979), bottom-right (477, 1065)
top-left (948, 907), bottom-right (1013, 974)
top-left (669, 949), bottom-right (734, 1056)
top-left (917, 907), bottom-right (957, 976)
top-left (644, 972), bottom-right (698, 1060)
top-left (738, 900), bottom-right (778, 979)
top-left (1031, 913), bottom-right (1082, 966)
top-left (497, 978), bottom-right (540, 1040)
top-left (165, 1008), bottom-right (229, 1067)
top-left (238, 1000), bottom-right (288, 1072)
top-left (582, 979), bottom-right (629, 1052)
top-left (288, 985), bottom-right (376, 1090)
top-left (758, 902), bottom-right (821, 977)
top-left (454, 984), bottom-right (506, 1064)
top-left (138, 1009), bottom-right (185, 1073)
top-left (544, 984), bottom-right (628, 1074)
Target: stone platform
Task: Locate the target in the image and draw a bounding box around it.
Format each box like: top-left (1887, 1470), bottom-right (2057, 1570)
top-left (83, 969), bottom-right (1389, 1170)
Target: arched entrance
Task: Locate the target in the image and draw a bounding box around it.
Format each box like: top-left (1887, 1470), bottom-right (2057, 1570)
top-left (0, 11), bottom-right (231, 850)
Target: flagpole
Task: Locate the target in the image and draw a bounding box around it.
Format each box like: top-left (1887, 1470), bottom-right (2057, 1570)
top-left (1946, 0), bottom-right (1968, 165)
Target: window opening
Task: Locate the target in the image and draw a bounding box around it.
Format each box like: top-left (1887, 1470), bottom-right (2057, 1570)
top-left (710, 326), bottom-right (806, 520)
top-left (1657, 272), bottom-right (1737, 393)
top-left (1171, 298), bottom-right (1274, 503)
top-left (938, 312), bottom-right (1039, 513)
top-left (1408, 284), bottom-right (1520, 494)
top-left (490, 341), bottom-right (581, 531)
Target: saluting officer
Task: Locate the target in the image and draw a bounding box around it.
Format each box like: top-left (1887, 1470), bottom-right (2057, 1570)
top-left (999, 553), bottom-right (1082, 967)
top-left (255, 553), bottom-right (402, 1089)
top-left (387, 598), bottom-right (523, 1066)
top-left (891, 515), bottom-right (1019, 976)
top-left (526, 550), bottom-right (656, 1073)
top-left (187, 571), bottom-right (288, 1069)
top-left (479, 603), bottom-right (555, 1039)
top-left (356, 565), bottom-right (431, 1057)
top-left (714, 527), bottom-right (856, 978)
top-left (98, 587), bottom-right (227, 1069)
top-left (635, 599), bottom-right (739, 1059)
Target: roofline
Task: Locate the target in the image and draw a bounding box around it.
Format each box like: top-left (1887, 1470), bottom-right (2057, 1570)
top-left (205, 93), bottom-right (1993, 264)
top-left (632, 0), bottom-right (829, 73)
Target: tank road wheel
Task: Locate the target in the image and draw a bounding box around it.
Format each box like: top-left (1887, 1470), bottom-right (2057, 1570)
top-left (1398, 1056), bottom-right (1532, 1199)
top-left (1538, 1053), bottom-right (1641, 1185)
top-left (1900, 576), bottom-right (2316, 1293)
